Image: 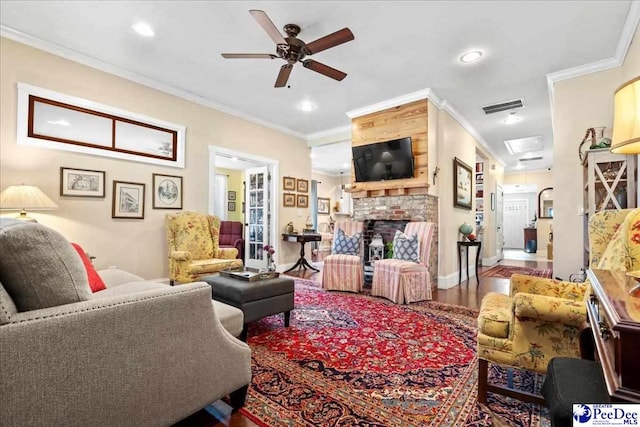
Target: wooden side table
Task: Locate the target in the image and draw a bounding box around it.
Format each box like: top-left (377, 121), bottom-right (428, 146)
top-left (457, 240), bottom-right (482, 286)
top-left (282, 233), bottom-right (321, 273)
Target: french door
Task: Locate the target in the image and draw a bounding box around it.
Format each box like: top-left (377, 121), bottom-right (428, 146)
top-left (244, 166), bottom-right (270, 269)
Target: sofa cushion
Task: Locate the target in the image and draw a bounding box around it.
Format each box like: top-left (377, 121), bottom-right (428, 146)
top-left (71, 243), bottom-right (107, 292)
top-left (0, 218), bottom-right (90, 312)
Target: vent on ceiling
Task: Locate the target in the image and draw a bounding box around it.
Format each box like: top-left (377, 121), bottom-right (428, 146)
top-left (518, 156), bottom-right (543, 162)
top-left (482, 98), bottom-right (525, 114)
top-left (504, 136), bottom-right (542, 155)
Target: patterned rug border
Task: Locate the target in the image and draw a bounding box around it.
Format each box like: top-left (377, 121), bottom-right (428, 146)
top-left (481, 264), bottom-right (552, 279)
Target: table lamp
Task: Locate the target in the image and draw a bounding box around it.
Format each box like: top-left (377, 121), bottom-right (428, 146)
top-left (0, 184), bottom-right (58, 222)
top-left (610, 76), bottom-right (640, 154)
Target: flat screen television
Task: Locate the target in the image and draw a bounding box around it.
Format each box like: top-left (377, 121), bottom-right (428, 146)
top-left (352, 137), bottom-right (414, 183)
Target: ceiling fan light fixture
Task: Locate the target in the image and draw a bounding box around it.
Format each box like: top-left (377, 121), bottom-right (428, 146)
top-left (460, 50), bottom-right (483, 63)
top-left (132, 22), bottom-right (155, 37)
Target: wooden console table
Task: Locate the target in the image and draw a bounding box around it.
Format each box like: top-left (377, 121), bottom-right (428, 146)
top-left (282, 233), bottom-right (321, 273)
top-left (586, 269), bottom-right (640, 402)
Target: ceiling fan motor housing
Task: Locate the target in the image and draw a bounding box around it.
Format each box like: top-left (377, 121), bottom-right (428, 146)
top-left (277, 28), bottom-right (307, 63)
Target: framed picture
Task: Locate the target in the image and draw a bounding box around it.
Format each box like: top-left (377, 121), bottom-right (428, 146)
top-left (283, 193), bottom-right (296, 207)
top-left (297, 194), bottom-right (309, 208)
top-left (283, 176), bottom-right (296, 191)
top-left (453, 157), bottom-right (472, 210)
top-left (228, 201), bottom-right (236, 211)
top-left (60, 167), bottom-right (105, 197)
top-left (317, 197), bottom-right (330, 215)
top-left (296, 178), bottom-right (309, 193)
top-left (152, 173), bottom-right (182, 209)
top-left (112, 181), bottom-right (145, 219)
top-left (228, 190), bottom-right (236, 201)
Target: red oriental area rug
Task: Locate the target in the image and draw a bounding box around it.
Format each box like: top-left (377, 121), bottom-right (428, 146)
top-left (481, 265), bottom-right (552, 279)
top-left (240, 280), bottom-right (548, 426)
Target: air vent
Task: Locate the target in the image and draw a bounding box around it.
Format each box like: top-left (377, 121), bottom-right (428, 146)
top-left (482, 98), bottom-right (525, 114)
top-left (518, 156), bottom-right (543, 162)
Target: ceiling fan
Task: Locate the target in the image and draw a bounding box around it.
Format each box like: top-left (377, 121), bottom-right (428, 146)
top-left (221, 10), bottom-right (354, 88)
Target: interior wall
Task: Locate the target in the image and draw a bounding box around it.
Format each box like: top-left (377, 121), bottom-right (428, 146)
top-left (216, 167), bottom-right (244, 223)
top-left (436, 108), bottom-right (479, 287)
top-left (551, 27), bottom-right (639, 279)
top-left (0, 37), bottom-right (311, 279)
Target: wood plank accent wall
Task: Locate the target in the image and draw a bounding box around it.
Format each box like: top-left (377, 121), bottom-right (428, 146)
top-left (350, 99), bottom-right (428, 198)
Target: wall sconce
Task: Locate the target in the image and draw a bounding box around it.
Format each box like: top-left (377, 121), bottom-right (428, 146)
top-left (0, 184), bottom-right (58, 222)
top-left (611, 76), bottom-right (640, 154)
top-left (432, 166), bottom-right (440, 185)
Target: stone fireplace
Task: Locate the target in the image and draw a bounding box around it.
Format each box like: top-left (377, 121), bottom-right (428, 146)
top-left (352, 194), bottom-right (438, 289)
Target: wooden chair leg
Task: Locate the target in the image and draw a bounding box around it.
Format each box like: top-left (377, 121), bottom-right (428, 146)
top-left (478, 358), bottom-right (488, 404)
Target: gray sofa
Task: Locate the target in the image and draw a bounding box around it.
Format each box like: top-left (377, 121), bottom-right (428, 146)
top-left (0, 218), bottom-right (251, 427)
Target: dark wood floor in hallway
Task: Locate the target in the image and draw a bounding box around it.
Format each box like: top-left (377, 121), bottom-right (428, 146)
top-left (174, 256), bottom-right (552, 427)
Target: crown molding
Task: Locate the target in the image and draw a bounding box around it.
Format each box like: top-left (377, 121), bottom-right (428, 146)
top-left (345, 88), bottom-right (442, 119)
top-left (0, 25), bottom-right (308, 141)
top-left (546, 2), bottom-right (639, 93)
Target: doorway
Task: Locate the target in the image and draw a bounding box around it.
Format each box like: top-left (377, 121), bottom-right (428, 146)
top-left (208, 146), bottom-right (279, 269)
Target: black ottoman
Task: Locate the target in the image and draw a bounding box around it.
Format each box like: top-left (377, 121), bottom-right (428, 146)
top-left (201, 275), bottom-right (295, 340)
top-left (542, 357), bottom-right (610, 427)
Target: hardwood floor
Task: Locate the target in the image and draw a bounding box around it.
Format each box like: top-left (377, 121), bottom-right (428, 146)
top-left (175, 255), bottom-right (552, 427)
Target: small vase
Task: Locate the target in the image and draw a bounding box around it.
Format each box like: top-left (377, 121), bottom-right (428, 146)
top-left (590, 126), bottom-right (612, 149)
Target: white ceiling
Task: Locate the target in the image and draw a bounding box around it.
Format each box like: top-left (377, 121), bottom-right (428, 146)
top-left (1, 1), bottom-right (636, 176)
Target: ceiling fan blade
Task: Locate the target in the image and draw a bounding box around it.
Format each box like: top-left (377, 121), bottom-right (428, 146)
top-left (275, 64), bottom-right (293, 87)
top-left (305, 28), bottom-right (354, 55)
top-left (221, 53), bottom-right (277, 59)
top-left (249, 10), bottom-right (287, 45)
top-left (302, 60), bottom-right (347, 81)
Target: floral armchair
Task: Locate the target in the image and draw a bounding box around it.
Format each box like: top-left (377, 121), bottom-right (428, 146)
top-left (167, 211), bottom-right (243, 285)
top-left (477, 207), bottom-right (640, 404)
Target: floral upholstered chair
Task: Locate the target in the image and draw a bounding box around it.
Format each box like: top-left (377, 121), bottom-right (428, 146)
top-left (477, 207), bottom-right (640, 404)
top-left (371, 222), bottom-right (436, 304)
top-left (321, 221), bottom-right (364, 293)
top-left (166, 211), bottom-right (243, 285)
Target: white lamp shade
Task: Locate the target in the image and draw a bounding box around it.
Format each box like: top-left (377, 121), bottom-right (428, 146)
top-left (611, 76), bottom-right (640, 154)
top-left (0, 185), bottom-right (58, 210)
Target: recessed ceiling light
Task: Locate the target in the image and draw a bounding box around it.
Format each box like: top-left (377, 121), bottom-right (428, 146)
top-left (504, 111), bottom-right (522, 125)
top-left (132, 22), bottom-right (155, 37)
top-left (514, 163), bottom-right (524, 170)
top-left (460, 50), bottom-right (483, 63)
top-left (298, 100), bottom-right (315, 112)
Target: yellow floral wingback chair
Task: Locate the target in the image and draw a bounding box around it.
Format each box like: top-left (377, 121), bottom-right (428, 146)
top-left (477, 207), bottom-right (640, 404)
top-left (167, 211), bottom-right (244, 285)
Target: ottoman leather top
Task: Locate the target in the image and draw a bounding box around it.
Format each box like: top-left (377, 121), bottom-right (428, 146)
top-left (201, 275), bottom-right (294, 303)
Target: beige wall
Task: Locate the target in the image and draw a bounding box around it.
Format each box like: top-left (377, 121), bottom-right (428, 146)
top-left (551, 28), bottom-right (639, 279)
top-left (0, 37), bottom-right (311, 279)
top-left (215, 167), bottom-right (244, 223)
